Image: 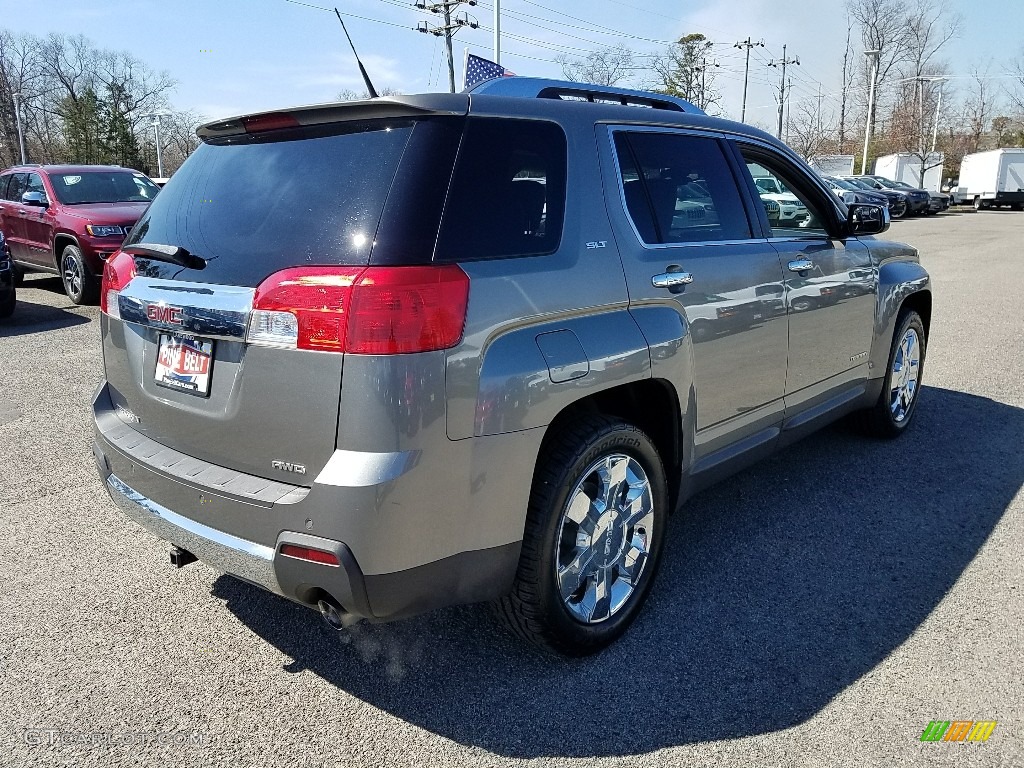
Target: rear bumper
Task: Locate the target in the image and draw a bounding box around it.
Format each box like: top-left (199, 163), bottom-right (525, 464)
top-left (92, 380), bottom-right (527, 622)
top-left (104, 471), bottom-right (283, 595)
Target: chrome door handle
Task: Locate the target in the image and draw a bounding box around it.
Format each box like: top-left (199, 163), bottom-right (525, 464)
top-left (652, 271), bottom-right (694, 288)
top-left (787, 258), bottom-right (814, 272)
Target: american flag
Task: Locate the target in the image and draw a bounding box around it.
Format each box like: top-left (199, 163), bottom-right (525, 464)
top-left (464, 53), bottom-right (515, 89)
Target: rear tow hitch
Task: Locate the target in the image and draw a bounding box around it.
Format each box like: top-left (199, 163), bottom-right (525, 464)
top-left (170, 546), bottom-right (198, 568)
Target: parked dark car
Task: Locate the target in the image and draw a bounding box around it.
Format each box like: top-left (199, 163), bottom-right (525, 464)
top-left (848, 174), bottom-right (931, 215)
top-left (93, 77), bottom-right (930, 656)
top-left (0, 165), bottom-right (160, 304)
top-left (0, 230), bottom-right (15, 319)
top-left (822, 175), bottom-right (905, 217)
top-left (839, 175), bottom-right (912, 218)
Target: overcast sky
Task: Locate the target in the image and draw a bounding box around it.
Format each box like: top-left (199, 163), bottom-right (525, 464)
top-left (3, 0), bottom-right (1021, 127)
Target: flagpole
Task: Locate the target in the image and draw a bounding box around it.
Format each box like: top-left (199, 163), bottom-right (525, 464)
top-left (493, 0), bottom-right (500, 64)
top-left (462, 47), bottom-right (469, 91)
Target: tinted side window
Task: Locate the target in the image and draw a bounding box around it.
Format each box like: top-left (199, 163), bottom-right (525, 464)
top-left (436, 118), bottom-right (566, 261)
top-left (6, 173), bottom-right (28, 202)
top-left (614, 132), bottom-right (752, 244)
top-left (26, 173), bottom-right (45, 195)
top-left (0, 175), bottom-right (10, 201)
top-left (740, 152), bottom-right (831, 238)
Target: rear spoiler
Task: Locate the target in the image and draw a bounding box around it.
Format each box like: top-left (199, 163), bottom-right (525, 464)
top-left (197, 94), bottom-right (469, 140)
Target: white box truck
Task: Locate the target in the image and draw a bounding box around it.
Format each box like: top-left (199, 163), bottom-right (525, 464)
top-left (874, 153), bottom-right (944, 192)
top-left (807, 155), bottom-right (855, 176)
top-left (953, 148), bottom-right (1024, 210)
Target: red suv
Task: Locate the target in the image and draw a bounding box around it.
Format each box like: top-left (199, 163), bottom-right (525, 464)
top-left (0, 165), bottom-right (159, 304)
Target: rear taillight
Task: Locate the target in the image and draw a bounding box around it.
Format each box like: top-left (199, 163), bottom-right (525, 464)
top-left (100, 250), bottom-right (136, 318)
top-left (248, 265), bottom-right (469, 355)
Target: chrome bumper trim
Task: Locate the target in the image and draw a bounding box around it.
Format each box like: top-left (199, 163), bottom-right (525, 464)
top-left (107, 473), bottom-right (282, 595)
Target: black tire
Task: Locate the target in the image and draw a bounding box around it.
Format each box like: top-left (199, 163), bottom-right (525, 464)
top-left (496, 415), bottom-right (668, 656)
top-left (791, 297), bottom-right (813, 312)
top-left (59, 244), bottom-right (99, 305)
top-left (11, 264), bottom-right (25, 286)
top-left (860, 310), bottom-right (926, 438)
top-left (973, 197), bottom-right (986, 211)
top-left (0, 285), bottom-right (14, 319)
top-left (890, 201), bottom-right (908, 219)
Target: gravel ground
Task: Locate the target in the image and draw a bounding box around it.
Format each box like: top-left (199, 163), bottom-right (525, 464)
top-left (1, 209), bottom-right (1021, 768)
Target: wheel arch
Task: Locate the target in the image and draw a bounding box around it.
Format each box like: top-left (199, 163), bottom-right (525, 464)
top-left (535, 378), bottom-right (685, 509)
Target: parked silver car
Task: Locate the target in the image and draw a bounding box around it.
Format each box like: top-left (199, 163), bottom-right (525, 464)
top-left (93, 78), bottom-right (931, 656)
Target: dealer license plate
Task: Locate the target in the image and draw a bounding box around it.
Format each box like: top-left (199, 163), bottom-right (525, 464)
top-left (154, 334), bottom-right (213, 397)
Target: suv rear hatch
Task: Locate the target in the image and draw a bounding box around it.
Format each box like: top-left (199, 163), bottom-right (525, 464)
top-left (100, 100), bottom-right (466, 482)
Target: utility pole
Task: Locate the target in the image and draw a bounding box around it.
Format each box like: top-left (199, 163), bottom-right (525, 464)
top-left (416, 0), bottom-right (479, 93)
top-left (12, 92), bottom-right (26, 165)
top-left (931, 78), bottom-right (946, 154)
top-left (768, 45), bottom-right (799, 140)
top-left (785, 77), bottom-right (792, 144)
top-left (693, 56), bottom-right (720, 113)
top-left (861, 49), bottom-right (881, 174)
top-left (733, 37), bottom-right (764, 123)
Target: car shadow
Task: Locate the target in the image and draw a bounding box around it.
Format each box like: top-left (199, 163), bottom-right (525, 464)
top-left (212, 386), bottom-right (1023, 758)
top-left (0, 293), bottom-right (92, 337)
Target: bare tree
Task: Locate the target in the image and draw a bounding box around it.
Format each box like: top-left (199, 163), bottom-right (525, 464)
top-left (838, 15), bottom-right (855, 147)
top-left (337, 87), bottom-right (402, 100)
top-left (846, 0), bottom-right (913, 160)
top-left (880, 0), bottom-right (958, 185)
top-left (555, 44), bottom-right (635, 88)
top-left (788, 96), bottom-right (836, 158)
top-left (1008, 51), bottom-right (1024, 115)
top-left (963, 66), bottom-right (996, 153)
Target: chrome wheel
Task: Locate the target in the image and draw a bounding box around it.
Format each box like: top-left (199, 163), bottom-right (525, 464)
top-left (554, 453), bottom-right (655, 624)
top-left (62, 254), bottom-right (83, 299)
top-left (889, 327), bottom-right (921, 422)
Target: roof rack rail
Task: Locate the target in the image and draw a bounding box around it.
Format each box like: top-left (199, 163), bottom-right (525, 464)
top-left (466, 77), bottom-right (704, 114)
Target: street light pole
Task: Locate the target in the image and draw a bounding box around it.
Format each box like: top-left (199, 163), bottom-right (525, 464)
top-left (153, 118), bottom-right (164, 178)
top-left (860, 49), bottom-right (881, 175)
top-left (12, 92), bottom-right (27, 165)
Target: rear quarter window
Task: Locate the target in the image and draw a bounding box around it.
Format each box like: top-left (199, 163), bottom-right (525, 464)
top-left (435, 118), bottom-right (567, 261)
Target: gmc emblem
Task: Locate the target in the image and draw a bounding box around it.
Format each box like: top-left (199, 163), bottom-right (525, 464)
top-left (146, 304), bottom-right (183, 325)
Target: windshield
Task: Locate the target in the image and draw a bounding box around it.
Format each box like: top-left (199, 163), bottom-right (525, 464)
top-left (843, 177), bottom-right (876, 191)
top-left (827, 177), bottom-right (858, 192)
top-left (871, 177), bottom-right (900, 189)
top-left (49, 171), bottom-right (160, 204)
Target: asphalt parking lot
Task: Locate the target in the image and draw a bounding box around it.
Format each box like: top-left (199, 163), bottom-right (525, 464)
top-left (1, 209), bottom-right (1021, 768)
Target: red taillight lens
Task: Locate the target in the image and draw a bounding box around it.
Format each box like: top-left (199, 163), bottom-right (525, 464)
top-left (346, 266), bottom-right (469, 354)
top-left (249, 265), bottom-right (469, 355)
top-left (251, 267), bottom-right (365, 352)
top-left (100, 249), bottom-right (136, 316)
top-left (279, 544), bottom-right (340, 566)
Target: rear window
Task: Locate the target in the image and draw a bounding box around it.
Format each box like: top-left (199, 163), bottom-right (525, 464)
top-left (436, 118), bottom-right (567, 261)
top-left (124, 120), bottom-right (415, 287)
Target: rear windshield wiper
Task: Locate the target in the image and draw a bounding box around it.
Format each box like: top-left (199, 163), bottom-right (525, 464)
top-left (122, 243), bottom-right (206, 270)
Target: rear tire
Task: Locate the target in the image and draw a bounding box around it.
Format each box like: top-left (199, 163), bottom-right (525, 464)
top-left (860, 310), bottom-right (926, 438)
top-left (496, 415), bottom-right (668, 656)
top-left (0, 285), bottom-right (14, 319)
top-left (60, 245), bottom-right (99, 305)
top-left (973, 197), bottom-right (987, 211)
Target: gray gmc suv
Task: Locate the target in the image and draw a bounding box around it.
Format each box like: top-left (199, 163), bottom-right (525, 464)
top-left (93, 78), bottom-right (930, 656)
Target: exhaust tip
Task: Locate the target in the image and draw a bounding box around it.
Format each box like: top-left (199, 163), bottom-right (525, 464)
top-left (317, 598), bottom-right (357, 630)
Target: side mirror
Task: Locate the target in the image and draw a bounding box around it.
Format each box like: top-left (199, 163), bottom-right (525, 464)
top-left (848, 203), bottom-right (889, 236)
top-left (21, 191), bottom-right (48, 207)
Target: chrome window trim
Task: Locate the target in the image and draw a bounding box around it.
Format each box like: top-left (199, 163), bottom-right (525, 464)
top-left (603, 124), bottom-right (762, 251)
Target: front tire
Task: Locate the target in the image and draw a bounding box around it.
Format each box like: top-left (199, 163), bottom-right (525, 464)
top-left (890, 201), bottom-right (908, 219)
top-left (60, 245), bottom-right (99, 305)
top-left (0, 285), bottom-right (14, 319)
top-left (496, 415), bottom-right (668, 656)
top-left (860, 310), bottom-right (926, 438)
